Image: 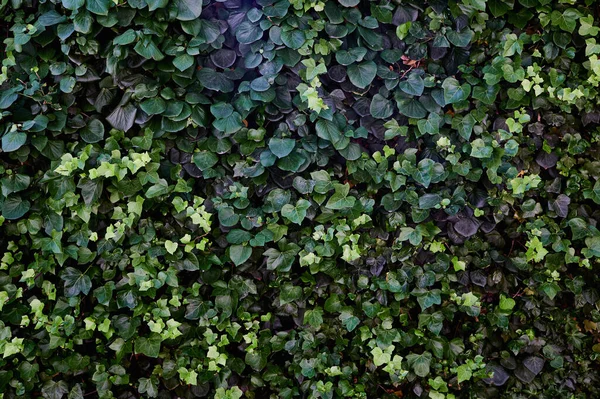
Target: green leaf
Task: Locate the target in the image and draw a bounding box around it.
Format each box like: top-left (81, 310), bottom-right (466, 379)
top-left (263, 242), bottom-right (299, 272)
top-left (417, 112), bottom-right (442, 136)
top-left (399, 73), bottom-right (425, 96)
top-left (193, 151), bottom-right (218, 170)
top-left (146, 0), bottom-right (168, 11)
top-left (86, 0), bottom-right (109, 15)
top-left (407, 351), bottom-right (432, 377)
top-left (347, 61), bottom-right (377, 89)
top-left (456, 364), bottom-right (473, 383)
top-left (2, 131), bottom-right (27, 152)
top-left (583, 180), bottom-right (600, 204)
top-left (488, 0), bottom-right (512, 17)
top-left (412, 159), bottom-right (434, 188)
top-left (173, 53), bottom-right (194, 71)
top-left (442, 77), bottom-right (471, 104)
top-left (61, 267), bottom-right (92, 297)
top-left (80, 119), bottom-right (105, 143)
top-left (138, 377), bottom-right (159, 398)
top-left (326, 184), bottom-right (356, 210)
top-left (60, 76), bottom-right (76, 93)
top-left (42, 381), bottom-right (69, 399)
top-left (226, 229), bottom-right (252, 244)
top-left (338, 0), bottom-right (359, 6)
top-left (1, 195), bottom-right (30, 220)
top-left (197, 68), bottom-right (234, 92)
top-left (396, 98), bottom-right (427, 118)
top-left (499, 295), bottom-right (516, 311)
top-left (134, 39), bottom-right (165, 61)
top-left (236, 21), bottom-right (263, 44)
top-left (502, 33), bottom-right (522, 57)
top-left (304, 308), bottom-right (324, 329)
top-left (62, 0), bottom-right (85, 11)
top-left (418, 194), bottom-right (442, 209)
top-left (134, 334), bottom-right (162, 358)
top-left (281, 199), bottom-right (310, 224)
top-left (145, 179), bottom-right (170, 198)
top-left (281, 29), bottom-right (306, 50)
top-left (472, 85), bottom-right (499, 105)
top-left (140, 97), bottom-right (167, 115)
top-left (268, 138), bottom-right (296, 158)
top-left (165, 240), bottom-right (178, 255)
top-left (579, 15), bottom-right (599, 36)
top-left (370, 94), bottom-right (394, 119)
top-left (446, 29), bottom-right (474, 47)
top-left (315, 119), bottom-right (343, 142)
top-left (174, 0), bottom-right (202, 21)
top-left (551, 9), bottom-right (580, 33)
top-left (229, 245), bottom-right (252, 266)
top-left (218, 206), bottom-right (239, 227)
top-left (470, 138), bottom-right (493, 158)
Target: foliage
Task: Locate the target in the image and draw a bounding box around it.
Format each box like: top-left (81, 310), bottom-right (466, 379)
top-left (1, 0), bottom-right (600, 398)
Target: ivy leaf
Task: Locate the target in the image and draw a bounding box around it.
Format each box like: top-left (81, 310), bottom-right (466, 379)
top-left (442, 77), bottom-right (471, 104)
top-left (41, 381), bottom-right (69, 399)
top-left (456, 364), bottom-right (473, 383)
top-left (347, 61), bottom-right (377, 88)
top-left (412, 159), bottom-right (434, 188)
top-left (446, 29), bottom-right (474, 47)
top-left (281, 199), bottom-right (310, 224)
top-left (140, 97), bottom-right (166, 116)
top-left (229, 245), bottom-right (252, 266)
top-left (396, 98), bottom-right (427, 118)
top-left (197, 69), bottom-right (234, 92)
top-left (165, 240), bottom-right (178, 255)
top-left (86, 0), bottom-right (109, 15)
top-left (263, 242), bottom-right (300, 272)
top-left (134, 333), bottom-right (162, 358)
top-left (304, 308), bottom-right (324, 329)
top-left (472, 85), bottom-right (499, 105)
top-left (417, 112), bottom-right (442, 136)
top-left (193, 151), bottom-right (218, 171)
top-left (138, 377), bottom-right (159, 398)
top-left (268, 138), bottom-right (296, 158)
top-left (488, 0), bottom-right (512, 17)
top-left (326, 184), bottom-right (356, 210)
top-left (583, 180), bottom-right (600, 204)
top-left (281, 30), bottom-right (306, 50)
top-left (174, 0), bottom-right (202, 21)
top-left (173, 54), bottom-right (195, 71)
top-left (399, 73), bottom-right (424, 96)
top-left (2, 131), bottom-right (27, 152)
top-left (550, 9), bottom-right (580, 33)
top-left (106, 104), bottom-right (137, 132)
top-left (61, 267), bottom-right (92, 297)
top-left (407, 351), bottom-right (432, 377)
top-left (370, 94), bottom-right (394, 119)
top-left (80, 119), bottom-right (105, 143)
top-left (2, 195), bottom-right (30, 220)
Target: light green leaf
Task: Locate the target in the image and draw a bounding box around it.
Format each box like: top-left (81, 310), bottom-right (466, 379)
top-left (165, 240), bottom-right (178, 255)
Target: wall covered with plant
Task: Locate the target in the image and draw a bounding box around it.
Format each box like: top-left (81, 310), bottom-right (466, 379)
top-left (1, 0), bottom-right (600, 398)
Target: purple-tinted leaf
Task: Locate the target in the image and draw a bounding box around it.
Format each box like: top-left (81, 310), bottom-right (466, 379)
top-left (550, 194), bottom-right (570, 218)
top-left (454, 218), bottom-right (480, 237)
top-left (536, 152), bottom-right (559, 169)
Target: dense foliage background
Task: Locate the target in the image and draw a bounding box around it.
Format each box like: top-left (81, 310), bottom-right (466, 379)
top-left (2, 0), bottom-right (600, 398)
